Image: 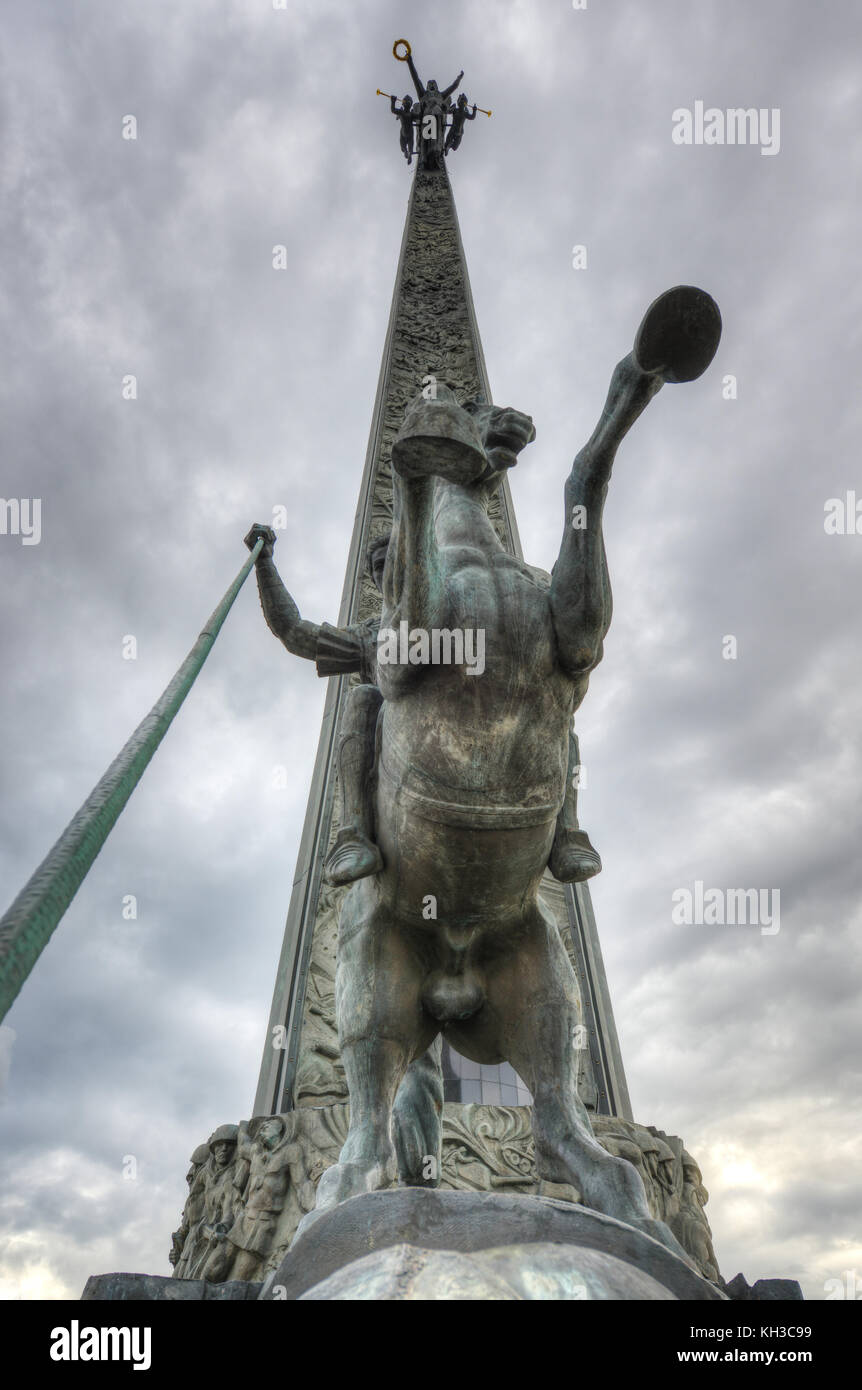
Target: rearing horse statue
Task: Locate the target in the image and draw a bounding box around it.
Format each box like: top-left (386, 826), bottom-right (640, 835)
top-left (266, 286), bottom-right (721, 1255)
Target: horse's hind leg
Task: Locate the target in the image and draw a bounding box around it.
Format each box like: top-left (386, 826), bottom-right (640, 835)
top-left (393, 1036), bottom-right (444, 1186)
top-left (494, 902), bottom-right (690, 1260)
top-left (311, 888), bottom-right (436, 1216)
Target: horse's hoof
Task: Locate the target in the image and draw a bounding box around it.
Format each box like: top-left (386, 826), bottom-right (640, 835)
top-left (633, 286), bottom-right (722, 384)
top-left (311, 1159), bottom-right (397, 1216)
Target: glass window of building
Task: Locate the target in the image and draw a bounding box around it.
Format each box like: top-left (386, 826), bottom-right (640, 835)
top-left (441, 1042), bottom-right (532, 1107)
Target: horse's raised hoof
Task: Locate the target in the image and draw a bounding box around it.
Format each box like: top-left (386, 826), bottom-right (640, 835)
top-left (548, 828), bottom-right (602, 883)
top-left (634, 286), bottom-right (722, 384)
top-left (323, 829), bottom-right (383, 886)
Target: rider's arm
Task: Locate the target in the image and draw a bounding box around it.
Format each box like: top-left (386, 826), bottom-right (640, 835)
top-left (245, 526), bottom-right (366, 676)
top-left (245, 526), bottom-right (320, 660)
top-left (255, 554), bottom-right (320, 660)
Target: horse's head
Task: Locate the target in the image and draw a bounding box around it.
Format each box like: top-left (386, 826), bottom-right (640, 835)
top-left (391, 386), bottom-right (535, 495)
top-left (463, 398), bottom-right (536, 483)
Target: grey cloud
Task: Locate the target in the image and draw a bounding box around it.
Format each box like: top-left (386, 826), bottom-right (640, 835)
top-left (1, 0), bottom-right (860, 1300)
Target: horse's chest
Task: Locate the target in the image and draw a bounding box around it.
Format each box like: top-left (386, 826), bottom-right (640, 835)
top-left (446, 562), bottom-right (553, 668)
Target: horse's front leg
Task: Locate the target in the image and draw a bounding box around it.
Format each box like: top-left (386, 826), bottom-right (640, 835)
top-left (382, 470), bottom-right (442, 631)
top-left (550, 287), bottom-right (721, 678)
top-left (549, 352), bottom-right (663, 679)
top-left (378, 472), bottom-right (446, 699)
top-left (298, 880), bottom-right (437, 1234)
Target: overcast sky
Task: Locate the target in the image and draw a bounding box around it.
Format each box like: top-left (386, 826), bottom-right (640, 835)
top-left (1, 0), bottom-right (860, 1302)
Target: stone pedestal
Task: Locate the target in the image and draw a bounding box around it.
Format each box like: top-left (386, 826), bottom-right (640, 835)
top-left (259, 1189), bottom-right (725, 1301)
top-left (164, 1106), bottom-right (723, 1285)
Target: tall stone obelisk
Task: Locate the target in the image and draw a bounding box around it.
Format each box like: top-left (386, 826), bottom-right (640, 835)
top-left (253, 101), bottom-right (632, 1127)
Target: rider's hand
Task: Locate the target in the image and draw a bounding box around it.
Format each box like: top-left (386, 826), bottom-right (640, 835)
top-left (244, 524), bottom-right (276, 559)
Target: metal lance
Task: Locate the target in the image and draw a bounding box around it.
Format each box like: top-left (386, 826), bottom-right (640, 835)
top-left (0, 536), bottom-right (265, 1022)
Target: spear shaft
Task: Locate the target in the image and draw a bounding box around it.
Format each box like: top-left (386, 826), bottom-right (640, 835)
top-left (0, 538), bottom-right (264, 1022)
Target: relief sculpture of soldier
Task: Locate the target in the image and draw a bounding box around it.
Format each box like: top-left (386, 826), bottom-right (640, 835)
top-left (169, 1142), bottom-right (210, 1278)
top-left (247, 277), bottom-right (720, 1256)
top-left (218, 1117), bottom-right (315, 1283)
top-left (191, 1124), bottom-right (243, 1282)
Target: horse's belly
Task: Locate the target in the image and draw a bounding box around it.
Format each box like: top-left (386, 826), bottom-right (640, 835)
top-left (374, 786), bottom-right (555, 929)
top-left (378, 673), bottom-right (570, 820)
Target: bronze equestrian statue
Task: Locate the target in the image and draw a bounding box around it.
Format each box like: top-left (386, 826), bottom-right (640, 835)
top-left (248, 285), bottom-right (720, 1256)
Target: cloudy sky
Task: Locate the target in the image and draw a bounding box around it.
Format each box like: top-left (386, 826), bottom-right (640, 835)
top-left (1, 0), bottom-right (860, 1301)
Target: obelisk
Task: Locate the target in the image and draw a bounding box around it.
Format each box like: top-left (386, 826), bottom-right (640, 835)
top-left (252, 50), bottom-right (632, 1128)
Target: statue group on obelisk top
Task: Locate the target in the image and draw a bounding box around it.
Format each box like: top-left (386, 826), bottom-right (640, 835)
top-left (385, 38), bottom-right (485, 168)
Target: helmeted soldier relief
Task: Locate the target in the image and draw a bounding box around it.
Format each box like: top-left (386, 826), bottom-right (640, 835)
top-left (195, 1125), bottom-right (242, 1282)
